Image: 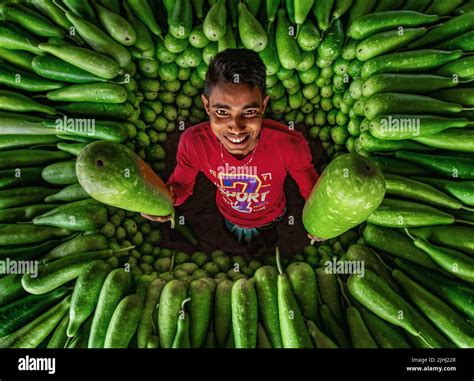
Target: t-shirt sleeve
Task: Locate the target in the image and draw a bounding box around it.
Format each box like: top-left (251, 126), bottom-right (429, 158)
top-left (166, 132), bottom-right (199, 206)
top-left (287, 135), bottom-right (319, 201)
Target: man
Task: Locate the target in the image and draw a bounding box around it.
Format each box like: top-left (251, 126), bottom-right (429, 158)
top-left (143, 48), bottom-right (322, 252)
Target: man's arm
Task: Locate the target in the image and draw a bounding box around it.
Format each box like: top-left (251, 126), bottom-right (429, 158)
top-left (287, 137), bottom-right (326, 242)
top-left (166, 132), bottom-right (200, 207)
top-left (287, 137), bottom-right (319, 201)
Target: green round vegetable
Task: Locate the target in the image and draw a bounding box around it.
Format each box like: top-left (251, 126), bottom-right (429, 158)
top-left (303, 154), bottom-right (386, 239)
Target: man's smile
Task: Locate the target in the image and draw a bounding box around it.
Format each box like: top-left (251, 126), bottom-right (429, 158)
top-left (223, 134), bottom-right (251, 145)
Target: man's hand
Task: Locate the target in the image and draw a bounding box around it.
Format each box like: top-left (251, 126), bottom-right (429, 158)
top-left (141, 185), bottom-right (176, 223)
top-left (307, 233), bottom-right (327, 242)
top-left (141, 213), bottom-right (173, 223)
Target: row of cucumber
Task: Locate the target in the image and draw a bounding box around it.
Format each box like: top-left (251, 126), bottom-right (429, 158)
top-left (341, 9), bottom-right (474, 156)
top-left (338, 3), bottom-right (474, 350)
top-left (3, 239), bottom-right (473, 349)
top-left (295, 2), bottom-right (474, 349)
top-left (285, 6), bottom-right (473, 161)
top-left (0, 2), bottom-right (469, 159)
top-left (1, 148), bottom-right (473, 349)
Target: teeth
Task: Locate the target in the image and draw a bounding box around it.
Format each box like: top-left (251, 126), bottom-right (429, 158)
top-left (227, 135), bottom-right (246, 143)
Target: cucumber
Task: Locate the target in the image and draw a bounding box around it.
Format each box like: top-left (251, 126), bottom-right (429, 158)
top-left (231, 278), bottom-right (258, 348)
top-left (0, 187), bottom-right (56, 209)
top-left (146, 335), bottom-right (159, 348)
top-left (158, 280), bottom-right (187, 348)
top-left (171, 299), bottom-right (192, 348)
top-left (189, 278), bottom-right (213, 348)
top-left (57, 142), bottom-right (88, 156)
top-left (286, 262), bottom-right (318, 322)
top-left (32, 199), bottom-right (108, 231)
top-left (137, 279), bottom-right (166, 348)
top-left (393, 270), bottom-right (474, 348)
top-left (356, 302), bottom-right (411, 348)
top-left (104, 294), bottom-right (143, 348)
top-left (394, 258), bottom-right (474, 321)
top-left (306, 320), bottom-right (338, 348)
top-left (0, 135), bottom-right (61, 150)
top-left (0, 274), bottom-right (27, 307)
top-left (41, 161), bottom-right (78, 185)
top-left (346, 306), bottom-right (378, 348)
top-left (238, 2), bottom-right (267, 52)
top-left (256, 322), bottom-right (273, 348)
top-left (168, 0), bottom-right (193, 40)
top-left (203, 321), bottom-right (217, 348)
top-left (88, 269), bottom-right (132, 348)
top-left (363, 223), bottom-right (438, 270)
top-left (0, 149), bottom-right (71, 170)
top-left (297, 19), bottom-right (320, 52)
top-left (320, 304), bottom-right (350, 348)
top-left (203, 0), bottom-right (226, 41)
top-left (21, 250), bottom-right (113, 295)
top-left (258, 25), bottom-right (280, 76)
top-left (42, 119), bottom-right (129, 143)
top-left (67, 260), bottom-right (111, 338)
top-left (413, 222), bottom-right (474, 255)
top-left (276, 8), bottom-right (301, 69)
top-left (315, 269), bottom-right (345, 327)
top-left (0, 224), bottom-right (72, 246)
top-left (44, 183), bottom-right (90, 203)
top-left (0, 167), bottom-right (44, 190)
top-left (67, 316), bottom-right (93, 348)
top-left (46, 233), bottom-right (108, 261)
top-left (0, 204), bottom-right (58, 223)
top-left (214, 279), bottom-right (233, 347)
top-left (0, 296), bottom-right (71, 349)
top-left (0, 286), bottom-right (69, 336)
top-left (32, 51), bottom-right (108, 84)
top-left (348, 269), bottom-right (453, 348)
top-left (47, 314), bottom-right (69, 348)
top-left (277, 272), bottom-right (313, 348)
top-left (254, 266), bottom-right (283, 348)
top-left (367, 198), bottom-right (455, 227)
top-left (0, 239), bottom-right (61, 262)
top-left (344, 244), bottom-right (399, 292)
top-left (317, 18), bottom-right (344, 62)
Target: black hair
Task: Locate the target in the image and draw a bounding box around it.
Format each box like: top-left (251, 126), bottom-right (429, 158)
top-left (204, 48), bottom-right (266, 98)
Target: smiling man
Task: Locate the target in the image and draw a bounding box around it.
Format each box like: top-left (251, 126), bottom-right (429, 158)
top-left (142, 48), bottom-right (321, 252)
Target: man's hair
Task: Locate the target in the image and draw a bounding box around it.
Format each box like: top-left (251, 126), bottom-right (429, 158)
top-left (204, 48), bottom-right (266, 98)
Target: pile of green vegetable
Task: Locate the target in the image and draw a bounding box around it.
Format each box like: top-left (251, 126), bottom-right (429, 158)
top-left (1, 0), bottom-right (474, 348)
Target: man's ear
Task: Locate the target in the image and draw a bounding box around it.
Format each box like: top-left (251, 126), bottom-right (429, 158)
top-left (201, 94), bottom-right (210, 115)
top-left (262, 95), bottom-right (270, 114)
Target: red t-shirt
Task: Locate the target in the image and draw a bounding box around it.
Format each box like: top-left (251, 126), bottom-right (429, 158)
top-left (166, 119), bottom-right (319, 228)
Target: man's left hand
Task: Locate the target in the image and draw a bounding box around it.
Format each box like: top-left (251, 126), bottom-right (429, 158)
top-left (307, 233), bottom-right (327, 242)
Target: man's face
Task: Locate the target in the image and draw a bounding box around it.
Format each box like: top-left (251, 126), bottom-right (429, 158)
top-left (202, 82), bottom-right (269, 157)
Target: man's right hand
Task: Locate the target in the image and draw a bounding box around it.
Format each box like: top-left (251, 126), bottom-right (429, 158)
top-left (141, 185), bottom-right (176, 223)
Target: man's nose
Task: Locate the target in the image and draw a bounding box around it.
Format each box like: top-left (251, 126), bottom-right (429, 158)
top-left (228, 118), bottom-right (246, 134)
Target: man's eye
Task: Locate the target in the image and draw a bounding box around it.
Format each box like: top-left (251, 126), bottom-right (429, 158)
top-left (215, 110), bottom-right (229, 116)
top-left (244, 110), bottom-right (258, 117)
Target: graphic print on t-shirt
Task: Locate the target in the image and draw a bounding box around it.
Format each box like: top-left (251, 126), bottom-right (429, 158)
top-left (209, 168), bottom-right (272, 213)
